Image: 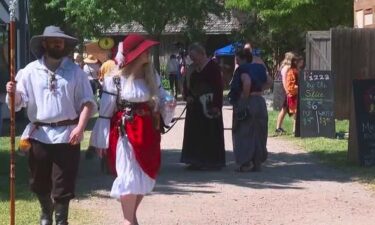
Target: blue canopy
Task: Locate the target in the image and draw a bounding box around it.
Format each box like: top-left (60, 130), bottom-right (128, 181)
top-left (214, 42), bottom-right (262, 57)
top-left (214, 43), bottom-right (239, 56)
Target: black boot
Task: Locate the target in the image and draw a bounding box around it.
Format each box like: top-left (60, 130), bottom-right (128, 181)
top-left (85, 146), bottom-right (96, 160)
top-left (55, 201), bottom-right (69, 225)
top-left (36, 194), bottom-right (53, 225)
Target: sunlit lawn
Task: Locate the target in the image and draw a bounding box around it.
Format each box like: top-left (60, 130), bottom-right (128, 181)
top-left (268, 110), bottom-right (375, 188)
top-left (0, 118), bottom-right (95, 225)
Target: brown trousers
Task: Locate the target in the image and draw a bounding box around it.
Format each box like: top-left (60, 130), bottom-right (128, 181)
top-left (28, 139), bottom-right (80, 203)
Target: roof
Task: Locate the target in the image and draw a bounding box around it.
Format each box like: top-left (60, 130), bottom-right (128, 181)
top-left (105, 13), bottom-right (239, 36)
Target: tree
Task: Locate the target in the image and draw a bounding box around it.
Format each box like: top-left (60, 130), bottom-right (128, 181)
top-left (226, 0), bottom-right (353, 69)
top-left (48, 0), bottom-right (225, 71)
top-left (29, 0), bottom-right (66, 35)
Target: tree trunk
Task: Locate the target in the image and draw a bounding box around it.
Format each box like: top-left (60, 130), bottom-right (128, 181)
top-left (153, 45), bottom-right (161, 74)
top-left (152, 34), bottom-right (161, 74)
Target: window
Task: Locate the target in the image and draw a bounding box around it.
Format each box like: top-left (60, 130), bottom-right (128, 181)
top-left (356, 10), bottom-right (364, 28)
top-left (364, 8), bottom-right (373, 26)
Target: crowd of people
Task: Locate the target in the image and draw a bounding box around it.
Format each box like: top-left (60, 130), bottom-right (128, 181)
top-left (72, 52), bottom-right (117, 98)
top-left (5, 25), bottom-right (304, 225)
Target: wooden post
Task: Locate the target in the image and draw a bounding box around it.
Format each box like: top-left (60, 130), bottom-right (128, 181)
top-left (348, 91), bottom-right (360, 164)
top-left (9, 1), bottom-right (17, 225)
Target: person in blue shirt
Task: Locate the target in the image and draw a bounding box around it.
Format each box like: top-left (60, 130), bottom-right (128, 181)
top-left (229, 48), bottom-right (272, 172)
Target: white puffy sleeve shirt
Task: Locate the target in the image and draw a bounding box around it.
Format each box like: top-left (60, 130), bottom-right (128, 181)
top-left (90, 73), bottom-right (175, 149)
top-left (89, 75), bottom-right (118, 149)
top-left (6, 57), bottom-right (97, 144)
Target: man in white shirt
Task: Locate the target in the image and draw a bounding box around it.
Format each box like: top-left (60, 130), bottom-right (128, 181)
top-left (6, 26), bottom-right (96, 225)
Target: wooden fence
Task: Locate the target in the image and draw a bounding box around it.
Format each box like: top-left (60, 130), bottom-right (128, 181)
top-left (306, 28), bottom-right (375, 120)
top-left (305, 31), bottom-right (331, 71)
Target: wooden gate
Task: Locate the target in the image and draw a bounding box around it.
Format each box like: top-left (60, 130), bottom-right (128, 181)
top-left (306, 28), bottom-right (375, 120)
top-left (305, 31), bottom-right (331, 71)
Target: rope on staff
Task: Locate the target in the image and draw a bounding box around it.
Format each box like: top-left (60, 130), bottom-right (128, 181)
top-left (9, 1), bottom-right (17, 225)
top-left (162, 105), bottom-right (187, 134)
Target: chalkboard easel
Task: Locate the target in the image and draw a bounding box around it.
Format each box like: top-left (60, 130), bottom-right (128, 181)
top-left (349, 79), bottom-right (375, 166)
top-left (299, 70), bottom-right (335, 138)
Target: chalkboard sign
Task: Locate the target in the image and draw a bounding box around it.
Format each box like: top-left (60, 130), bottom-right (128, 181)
top-left (299, 70), bottom-right (335, 138)
top-left (353, 79), bottom-right (375, 166)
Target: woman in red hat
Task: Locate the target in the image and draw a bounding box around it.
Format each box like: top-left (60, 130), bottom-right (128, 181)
top-left (90, 34), bottom-right (176, 225)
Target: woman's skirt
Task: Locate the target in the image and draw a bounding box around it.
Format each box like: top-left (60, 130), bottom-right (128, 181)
top-left (232, 95), bottom-right (268, 165)
top-left (110, 135), bottom-right (156, 199)
top-left (108, 105), bottom-right (161, 199)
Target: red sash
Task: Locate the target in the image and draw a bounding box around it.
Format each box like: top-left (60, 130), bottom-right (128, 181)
top-left (107, 104), bottom-right (161, 179)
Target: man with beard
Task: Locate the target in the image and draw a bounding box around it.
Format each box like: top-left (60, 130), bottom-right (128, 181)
top-left (5, 26), bottom-right (96, 225)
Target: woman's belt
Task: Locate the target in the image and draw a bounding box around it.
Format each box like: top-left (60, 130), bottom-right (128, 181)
top-left (250, 92), bottom-right (263, 96)
top-left (133, 108), bottom-right (152, 117)
top-left (33, 118), bottom-right (79, 127)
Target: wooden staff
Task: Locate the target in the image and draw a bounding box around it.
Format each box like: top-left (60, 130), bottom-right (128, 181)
top-left (9, 1), bottom-right (17, 225)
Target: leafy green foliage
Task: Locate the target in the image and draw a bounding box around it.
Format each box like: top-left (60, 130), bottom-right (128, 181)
top-left (29, 0), bottom-right (66, 35)
top-left (47, 0), bottom-right (120, 38)
top-left (44, 0), bottom-right (224, 40)
top-left (43, 0), bottom-right (224, 71)
top-left (226, 0), bottom-right (353, 68)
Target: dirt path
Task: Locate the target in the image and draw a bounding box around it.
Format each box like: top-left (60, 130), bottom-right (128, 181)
top-left (71, 103), bottom-right (375, 225)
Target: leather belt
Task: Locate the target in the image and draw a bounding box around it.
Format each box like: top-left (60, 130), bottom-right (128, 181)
top-left (33, 118), bottom-right (79, 127)
top-left (250, 92), bottom-right (263, 96)
top-left (134, 108), bottom-right (151, 117)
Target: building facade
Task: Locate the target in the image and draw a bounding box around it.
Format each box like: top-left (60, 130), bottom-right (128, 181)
top-left (354, 0), bottom-right (375, 28)
top-left (104, 14), bottom-right (240, 70)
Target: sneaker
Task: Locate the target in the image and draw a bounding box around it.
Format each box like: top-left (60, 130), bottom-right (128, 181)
top-left (275, 128), bottom-right (286, 135)
top-left (279, 128), bottom-right (287, 133)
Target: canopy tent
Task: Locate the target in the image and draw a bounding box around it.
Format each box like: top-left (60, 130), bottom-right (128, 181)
top-left (214, 42), bottom-right (262, 57)
top-left (214, 42), bottom-right (240, 56)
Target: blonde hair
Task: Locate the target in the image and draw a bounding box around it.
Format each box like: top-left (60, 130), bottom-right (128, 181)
top-left (143, 62), bottom-right (159, 98)
top-left (280, 51), bottom-right (295, 69)
top-left (117, 61), bottom-right (159, 100)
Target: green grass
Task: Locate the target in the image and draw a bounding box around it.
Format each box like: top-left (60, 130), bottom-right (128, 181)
top-left (0, 136), bottom-right (40, 225)
top-left (0, 117), bottom-right (97, 224)
top-left (161, 75), bottom-right (171, 90)
top-left (268, 110), bottom-right (375, 188)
